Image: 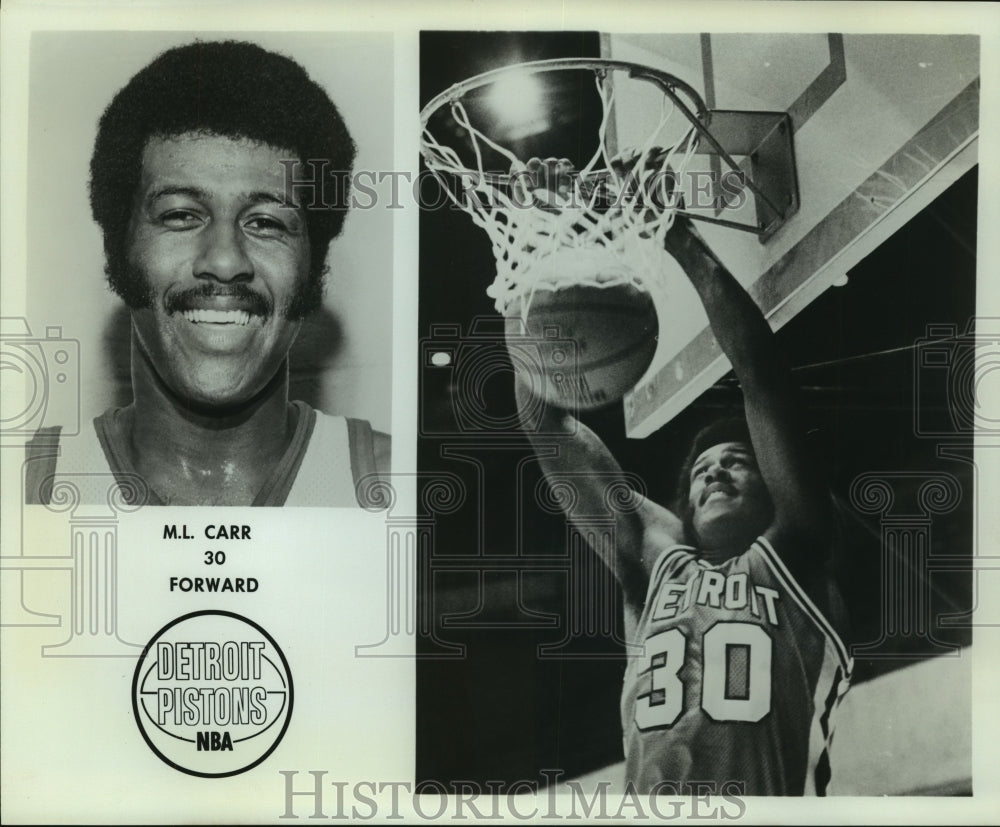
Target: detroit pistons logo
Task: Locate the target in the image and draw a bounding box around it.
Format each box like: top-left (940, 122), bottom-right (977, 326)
top-left (131, 611), bottom-right (293, 777)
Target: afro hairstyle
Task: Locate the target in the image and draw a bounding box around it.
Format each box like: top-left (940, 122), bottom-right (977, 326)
top-left (89, 40), bottom-right (357, 310)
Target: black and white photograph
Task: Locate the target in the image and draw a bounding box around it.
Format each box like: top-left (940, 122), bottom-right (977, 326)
top-left (2, 1), bottom-right (999, 824)
top-left (417, 27), bottom-right (982, 799)
top-left (1, 14), bottom-right (412, 824)
top-left (15, 30), bottom-right (393, 507)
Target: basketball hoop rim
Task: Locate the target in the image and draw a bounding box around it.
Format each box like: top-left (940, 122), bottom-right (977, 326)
top-left (420, 57), bottom-right (709, 183)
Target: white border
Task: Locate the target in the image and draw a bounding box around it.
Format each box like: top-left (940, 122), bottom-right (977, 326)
top-left (2, 1), bottom-right (998, 824)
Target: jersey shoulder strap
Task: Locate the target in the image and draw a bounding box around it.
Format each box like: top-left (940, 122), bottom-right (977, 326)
top-left (24, 418), bottom-right (125, 505)
top-left (24, 426), bottom-right (62, 504)
top-left (750, 537), bottom-right (853, 674)
top-left (649, 544), bottom-right (698, 588)
top-left (283, 409), bottom-right (390, 507)
top-left (346, 417), bottom-right (391, 479)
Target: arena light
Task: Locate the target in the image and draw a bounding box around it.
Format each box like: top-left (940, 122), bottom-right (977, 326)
top-left (487, 71), bottom-right (550, 139)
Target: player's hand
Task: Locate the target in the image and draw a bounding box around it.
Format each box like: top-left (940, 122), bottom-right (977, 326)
top-left (609, 148), bottom-right (680, 212)
top-left (606, 148), bottom-right (683, 242)
top-left (510, 157), bottom-right (578, 212)
top-left (608, 148), bottom-right (718, 266)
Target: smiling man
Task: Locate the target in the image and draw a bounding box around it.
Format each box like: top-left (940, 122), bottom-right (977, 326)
top-left (513, 160), bottom-right (853, 795)
top-left (25, 41), bottom-right (389, 506)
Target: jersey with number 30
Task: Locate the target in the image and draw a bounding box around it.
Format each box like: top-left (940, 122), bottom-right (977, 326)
top-left (621, 536), bottom-right (852, 795)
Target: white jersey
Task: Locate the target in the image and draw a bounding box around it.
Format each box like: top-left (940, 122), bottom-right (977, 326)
top-left (24, 401), bottom-right (385, 507)
top-left (621, 537), bottom-right (853, 795)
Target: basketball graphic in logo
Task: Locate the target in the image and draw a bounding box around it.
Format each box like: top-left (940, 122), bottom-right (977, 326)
top-left (132, 611), bottom-right (293, 777)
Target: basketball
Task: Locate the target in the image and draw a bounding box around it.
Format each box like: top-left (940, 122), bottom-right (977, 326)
top-left (505, 283), bottom-right (658, 410)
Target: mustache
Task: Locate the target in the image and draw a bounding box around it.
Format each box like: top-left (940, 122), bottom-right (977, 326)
top-left (165, 284), bottom-right (273, 317)
top-left (700, 482), bottom-right (735, 505)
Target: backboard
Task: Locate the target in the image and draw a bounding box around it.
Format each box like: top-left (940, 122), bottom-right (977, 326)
top-left (604, 33), bottom-right (980, 436)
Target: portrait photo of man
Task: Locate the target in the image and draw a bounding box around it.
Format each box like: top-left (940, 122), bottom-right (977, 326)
top-left (18, 33), bottom-right (393, 507)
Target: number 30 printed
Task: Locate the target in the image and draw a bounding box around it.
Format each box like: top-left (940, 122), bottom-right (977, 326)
top-left (634, 621), bottom-right (772, 729)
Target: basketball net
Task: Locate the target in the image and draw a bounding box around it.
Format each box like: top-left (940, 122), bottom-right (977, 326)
top-left (421, 63), bottom-right (702, 320)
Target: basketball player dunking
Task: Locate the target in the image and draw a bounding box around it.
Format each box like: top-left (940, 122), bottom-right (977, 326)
top-left (512, 159), bottom-right (853, 795)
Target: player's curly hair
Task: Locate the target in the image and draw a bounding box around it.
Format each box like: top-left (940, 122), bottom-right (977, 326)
top-left (89, 40), bottom-right (357, 310)
top-left (674, 416), bottom-right (769, 546)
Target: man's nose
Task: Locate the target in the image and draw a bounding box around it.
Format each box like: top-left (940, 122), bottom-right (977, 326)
top-left (705, 464), bottom-right (730, 483)
top-left (193, 221), bottom-right (254, 282)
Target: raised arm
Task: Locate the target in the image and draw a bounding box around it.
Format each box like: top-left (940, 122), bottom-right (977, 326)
top-left (665, 218), bottom-right (832, 574)
top-left (513, 375), bottom-right (683, 608)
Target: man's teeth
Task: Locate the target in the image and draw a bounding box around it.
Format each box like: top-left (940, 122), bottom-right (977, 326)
top-left (181, 309), bottom-right (253, 325)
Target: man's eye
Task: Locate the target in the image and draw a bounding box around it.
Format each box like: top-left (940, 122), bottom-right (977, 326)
top-left (245, 215), bottom-right (289, 235)
top-left (160, 210), bottom-right (201, 228)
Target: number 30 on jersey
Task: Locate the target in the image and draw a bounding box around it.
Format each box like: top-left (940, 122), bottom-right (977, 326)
top-left (635, 621), bottom-right (772, 728)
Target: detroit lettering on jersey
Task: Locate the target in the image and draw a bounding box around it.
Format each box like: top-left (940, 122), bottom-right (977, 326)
top-left (622, 537), bottom-right (853, 796)
top-left (650, 569), bottom-right (781, 626)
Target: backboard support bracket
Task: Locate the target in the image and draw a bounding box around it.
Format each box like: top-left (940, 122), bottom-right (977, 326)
top-left (645, 70), bottom-right (800, 241)
top-left (698, 110), bottom-right (799, 242)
